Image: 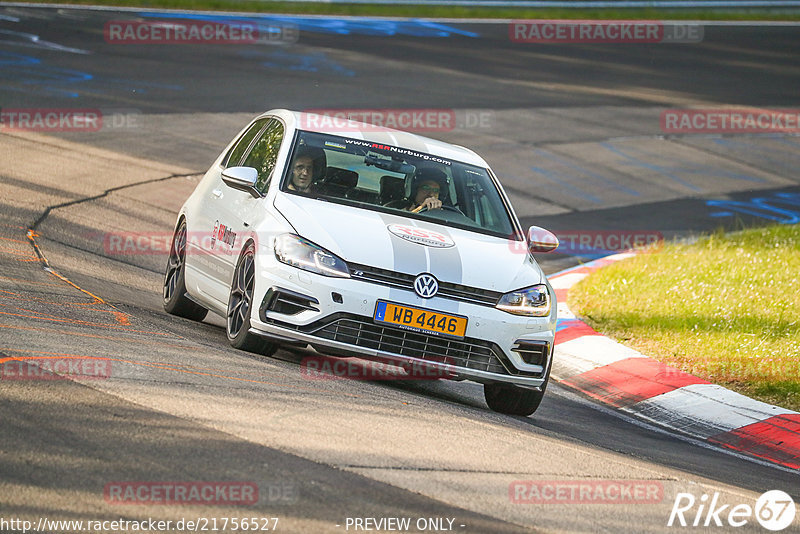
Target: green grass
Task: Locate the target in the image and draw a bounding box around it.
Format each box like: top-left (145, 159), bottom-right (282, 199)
top-left (12, 0), bottom-right (800, 21)
top-left (568, 224), bottom-right (800, 412)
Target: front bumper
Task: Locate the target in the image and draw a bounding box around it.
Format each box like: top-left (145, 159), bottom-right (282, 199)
top-left (248, 256), bottom-right (556, 388)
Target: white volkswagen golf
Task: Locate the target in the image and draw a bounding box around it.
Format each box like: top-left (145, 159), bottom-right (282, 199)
top-left (164, 109), bottom-right (559, 415)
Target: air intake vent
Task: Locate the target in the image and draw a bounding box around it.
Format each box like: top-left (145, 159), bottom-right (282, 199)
top-left (512, 340), bottom-right (549, 366)
top-left (260, 288), bottom-right (319, 318)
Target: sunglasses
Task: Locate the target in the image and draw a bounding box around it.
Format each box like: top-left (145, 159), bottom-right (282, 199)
top-left (419, 185), bottom-right (440, 194)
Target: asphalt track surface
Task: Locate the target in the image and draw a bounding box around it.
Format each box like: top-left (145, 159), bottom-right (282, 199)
top-left (1, 7), bottom-right (800, 533)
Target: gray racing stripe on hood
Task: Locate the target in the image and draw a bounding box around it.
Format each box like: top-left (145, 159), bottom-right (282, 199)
top-left (423, 225), bottom-right (463, 284)
top-left (378, 212), bottom-right (428, 276)
top-left (419, 223), bottom-right (462, 314)
top-left (378, 213), bottom-right (464, 314)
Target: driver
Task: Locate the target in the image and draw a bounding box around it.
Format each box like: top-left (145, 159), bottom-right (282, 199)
top-left (406, 167), bottom-right (447, 212)
top-left (288, 146), bottom-right (325, 194)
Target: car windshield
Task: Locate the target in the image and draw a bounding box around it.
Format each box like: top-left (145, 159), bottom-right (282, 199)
top-left (281, 130), bottom-right (517, 239)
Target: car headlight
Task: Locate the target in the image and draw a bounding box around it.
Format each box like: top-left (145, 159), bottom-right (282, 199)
top-left (274, 234), bottom-right (350, 278)
top-left (495, 284), bottom-right (550, 316)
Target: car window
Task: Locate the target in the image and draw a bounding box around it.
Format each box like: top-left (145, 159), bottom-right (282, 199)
top-left (282, 131), bottom-right (517, 239)
top-left (222, 118), bottom-right (269, 168)
top-left (241, 119), bottom-right (285, 193)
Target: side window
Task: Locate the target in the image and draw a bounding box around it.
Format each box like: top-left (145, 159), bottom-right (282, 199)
top-left (222, 118), bottom-right (269, 168)
top-left (241, 119), bottom-right (285, 193)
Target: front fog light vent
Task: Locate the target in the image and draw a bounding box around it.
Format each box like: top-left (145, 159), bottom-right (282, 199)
top-left (512, 341), bottom-right (549, 366)
top-left (261, 288), bottom-right (319, 317)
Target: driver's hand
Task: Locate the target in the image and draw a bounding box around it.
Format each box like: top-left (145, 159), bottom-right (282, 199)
top-left (421, 197), bottom-right (442, 210)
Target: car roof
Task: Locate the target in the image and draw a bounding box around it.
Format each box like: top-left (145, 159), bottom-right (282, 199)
top-left (258, 109), bottom-right (490, 168)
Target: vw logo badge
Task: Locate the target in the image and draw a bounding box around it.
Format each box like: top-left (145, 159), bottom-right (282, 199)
top-left (414, 273), bottom-right (439, 299)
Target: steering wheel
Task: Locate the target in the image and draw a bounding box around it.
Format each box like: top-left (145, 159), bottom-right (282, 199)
top-left (414, 204), bottom-right (464, 215)
top-left (383, 199), bottom-right (408, 210)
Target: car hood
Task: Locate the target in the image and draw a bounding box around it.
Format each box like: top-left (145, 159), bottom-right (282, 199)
top-left (273, 194), bottom-right (544, 293)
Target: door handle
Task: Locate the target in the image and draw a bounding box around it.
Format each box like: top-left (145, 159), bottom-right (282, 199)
top-left (212, 189), bottom-right (223, 198)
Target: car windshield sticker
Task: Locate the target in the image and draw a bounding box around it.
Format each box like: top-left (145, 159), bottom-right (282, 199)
top-left (343, 138), bottom-right (452, 166)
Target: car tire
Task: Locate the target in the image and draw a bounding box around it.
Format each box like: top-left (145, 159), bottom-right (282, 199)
top-left (484, 380), bottom-right (547, 416)
top-left (163, 220), bottom-right (208, 322)
top-left (227, 242), bottom-right (277, 356)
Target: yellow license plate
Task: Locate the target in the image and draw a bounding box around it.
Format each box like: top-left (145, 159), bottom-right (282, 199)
top-left (374, 301), bottom-right (468, 339)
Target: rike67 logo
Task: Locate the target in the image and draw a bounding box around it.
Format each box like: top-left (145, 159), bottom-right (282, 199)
top-left (668, 490), bottom-right (796, 531)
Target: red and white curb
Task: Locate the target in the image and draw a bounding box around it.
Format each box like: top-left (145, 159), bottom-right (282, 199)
top-left (549, 252), bottom-right (800, 471)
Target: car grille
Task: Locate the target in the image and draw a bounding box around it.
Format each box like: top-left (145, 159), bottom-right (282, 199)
top-left (265, 313), bottom-right (542, 377)
top-left (347, 263), bottom-right (503, 307)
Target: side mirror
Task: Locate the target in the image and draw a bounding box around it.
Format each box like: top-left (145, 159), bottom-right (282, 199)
top-left (221, 166), bottom-right (261, 198)
top-left (527, 226), bottom-right (559, 254)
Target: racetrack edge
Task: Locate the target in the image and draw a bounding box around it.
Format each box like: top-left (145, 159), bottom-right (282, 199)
top-left (549, 251), bottom-right (800, 472)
